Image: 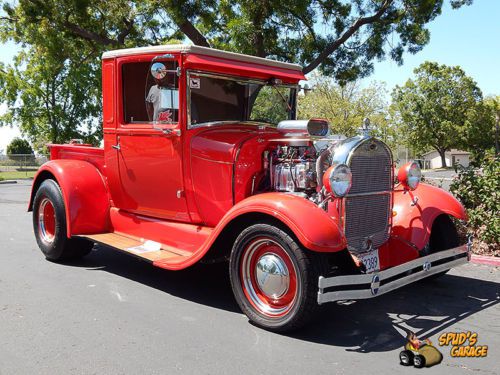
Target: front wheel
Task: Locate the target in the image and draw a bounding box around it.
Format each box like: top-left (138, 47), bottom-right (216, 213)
top-left (413, 354), bottom-right (426, 368)
top-left (33, 179), bottom-right (94, 261)
top-left (424, 215), bottom-right (460, 280)
top-left (229, 223), bottom-right (324, 332)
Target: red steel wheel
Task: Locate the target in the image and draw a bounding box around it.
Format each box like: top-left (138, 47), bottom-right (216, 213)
top-left (38, 197), bottom-right (56, 244)
top-left (33, 179), bottom-right (93, 261)
top-left (229, 223), bottom-right (325, 332)
top-left (240, 237), bottom-right (298, 317)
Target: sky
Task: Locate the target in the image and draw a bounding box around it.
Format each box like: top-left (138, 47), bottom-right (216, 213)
top-left (369, 0), bottom-right (500, 97)
top-left (0, 0), bottom-right (499, 152)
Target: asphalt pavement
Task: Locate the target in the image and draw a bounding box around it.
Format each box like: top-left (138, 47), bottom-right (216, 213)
top-left (1, 181), bottom-right (499, 375)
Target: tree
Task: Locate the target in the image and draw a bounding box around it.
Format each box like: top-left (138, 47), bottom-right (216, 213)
top-left (0, 49), bottom-right (102, 150)
top-left (1, 0), bottom-right (473, 80)
top-left (298, 76), bottom-right (394, 142)
top-left (0, 0), bottom-right (473, 146)
top-left (484, 95), bottom-right (500, 156)
top-left (6, 137), bottom-right (33, 155)
top-left (391, 62), bottom-right (489, 168)
top-left (6, 136), bottom-right (34, 164)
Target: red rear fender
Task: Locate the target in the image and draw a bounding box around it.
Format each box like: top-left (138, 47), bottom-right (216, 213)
top-left (29, 160), bottom-right (111, 237)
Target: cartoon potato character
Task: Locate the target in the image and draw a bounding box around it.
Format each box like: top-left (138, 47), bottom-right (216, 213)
top-left (400, 332), bottom-right (443, 368)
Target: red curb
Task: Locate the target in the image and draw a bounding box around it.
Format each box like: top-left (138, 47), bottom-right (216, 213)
top-left (470, 254), bottom-right (500, 267)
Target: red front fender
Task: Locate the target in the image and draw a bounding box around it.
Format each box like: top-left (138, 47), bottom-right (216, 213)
top-left (28, 160), bottom-right (111, 237)
top-left (392, 183), bottom-right (466, 250)
top-left (216, 192), bottom-right (347, 252)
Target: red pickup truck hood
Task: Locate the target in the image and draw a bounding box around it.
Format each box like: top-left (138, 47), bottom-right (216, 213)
top-left (190, 125), bottom-right (281, 163)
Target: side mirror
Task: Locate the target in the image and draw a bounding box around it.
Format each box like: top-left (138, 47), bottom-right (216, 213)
top-left (397, 161), bottom-right (422, 191)
top-left (151, 62), bottom-right (167, 79)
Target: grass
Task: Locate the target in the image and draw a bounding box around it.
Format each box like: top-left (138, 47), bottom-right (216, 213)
top-left (0, 170), bottom-right (36, 180)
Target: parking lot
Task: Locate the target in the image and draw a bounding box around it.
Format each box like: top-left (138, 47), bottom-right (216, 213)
top-left (422, 169), bottom-right (458, 191)
top-left (1, 181), bottom-right (499, 375)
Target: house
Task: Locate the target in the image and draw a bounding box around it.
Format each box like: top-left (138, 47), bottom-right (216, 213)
top-left (421, 149), bottom-right (471, 169)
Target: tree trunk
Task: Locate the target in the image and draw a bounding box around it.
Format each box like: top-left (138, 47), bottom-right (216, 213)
top-left (251, 3), bottom-right (267, 58)
top-left (438, 149), bottom-right (447, 168)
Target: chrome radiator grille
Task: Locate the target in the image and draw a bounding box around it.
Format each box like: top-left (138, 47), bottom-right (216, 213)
top-left (345, 139), bottom-right (392, 252)
top-left (349, 141), bottom-right (392, 194)
top-left (345, 193), bottom-right (391, 251)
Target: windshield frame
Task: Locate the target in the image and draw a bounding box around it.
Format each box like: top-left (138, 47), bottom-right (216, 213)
top-left (186, 70), bottom-right (298, 129)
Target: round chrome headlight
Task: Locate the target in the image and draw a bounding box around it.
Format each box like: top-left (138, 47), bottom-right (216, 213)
top-left (323, 164), bottom-right (352, 197)
top-left (398, 161), bottom-right (422, 190)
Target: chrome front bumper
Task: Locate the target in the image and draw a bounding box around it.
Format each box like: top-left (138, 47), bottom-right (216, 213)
top-left (318, 243), bottom-right (471, 305)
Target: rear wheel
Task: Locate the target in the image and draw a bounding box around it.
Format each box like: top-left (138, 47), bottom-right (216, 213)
top-left (33, 179), bottom-right (93, 261)
top-left (229, 223), bottom-right (324, 332)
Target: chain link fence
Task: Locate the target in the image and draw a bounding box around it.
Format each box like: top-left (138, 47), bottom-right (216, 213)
top-left (0, 154), bottom-right (48, 178)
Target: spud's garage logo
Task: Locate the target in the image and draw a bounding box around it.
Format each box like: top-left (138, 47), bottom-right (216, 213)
top-left (399, 332), bottom-right (443, 368)
top-left (438, 332), bottom-right (488, 357)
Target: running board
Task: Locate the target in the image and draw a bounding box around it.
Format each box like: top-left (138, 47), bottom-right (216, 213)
top-left (317, 242), bottom-right (471, 304)
top-left (81, 232), bottom-right (191, 264)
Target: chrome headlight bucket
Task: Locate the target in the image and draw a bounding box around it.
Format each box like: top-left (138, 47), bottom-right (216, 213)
top-left (397, 161), bottom-right (422, 190)
top-left (323, 164), bottom-right (352, 197)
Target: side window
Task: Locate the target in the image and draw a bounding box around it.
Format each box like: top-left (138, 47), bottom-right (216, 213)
top-left (122, 60), bottom-right (179, 124)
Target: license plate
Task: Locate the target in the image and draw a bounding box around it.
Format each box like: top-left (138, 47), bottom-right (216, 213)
top-left (358, 249), bottom-right (380, 273)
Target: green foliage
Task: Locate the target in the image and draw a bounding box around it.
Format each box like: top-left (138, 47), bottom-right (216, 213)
top-left (298, 76), bottom-right (397, 145)
top-left (391, 62), bottom-right (491, 168)
top-left (6, 137), bottom-right (32, 155)
top-left (0, 0), bottom-right (472, 146)
top-left (483, 95), bottom-right (500, 156)
top-left (450, 153), bottom-right (500, 252)
top-left (204, 1), bottom-right (472, 81)
top-left (0, 49), bottom-right (102, 150)
top-left (251, 86), bottom-right (292, 125)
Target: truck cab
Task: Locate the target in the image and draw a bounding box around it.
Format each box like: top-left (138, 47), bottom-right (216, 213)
top-left (29, 45), bottom-right (470, 332)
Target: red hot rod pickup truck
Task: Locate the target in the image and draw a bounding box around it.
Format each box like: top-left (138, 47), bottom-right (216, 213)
top-left (29, 45), bottom-right (471, 332)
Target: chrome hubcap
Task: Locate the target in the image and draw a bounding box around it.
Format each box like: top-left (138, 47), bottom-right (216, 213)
top-left (255, 253), bottom-right (290, 299)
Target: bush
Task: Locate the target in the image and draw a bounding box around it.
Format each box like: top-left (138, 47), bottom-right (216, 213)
top-left (450, 153), bottom-right (499, 255)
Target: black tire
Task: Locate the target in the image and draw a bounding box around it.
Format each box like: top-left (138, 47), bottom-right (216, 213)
top-left (399, 350), bottom-right (414, 366)
top-left (429, 215), bottom-right (460, 253)
top-left (229, 223), bottom-right (325, 332)
top-left (33, 179), bottom-right (94, 261)
top-left (424, 215), bottom-right (460, 279)
top-left (413, 354), bottom-right (426, 368)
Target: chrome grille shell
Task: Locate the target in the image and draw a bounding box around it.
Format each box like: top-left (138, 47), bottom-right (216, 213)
top-left (331, 137), bottom-right (393, 253)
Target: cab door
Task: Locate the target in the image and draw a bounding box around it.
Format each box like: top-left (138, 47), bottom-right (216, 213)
top-left (112, 56), bottom-right (189, 222)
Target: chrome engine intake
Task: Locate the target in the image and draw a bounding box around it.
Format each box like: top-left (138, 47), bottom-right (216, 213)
top-left (270, 144), bottom-right (317, 193)
top-left (273, 162), bottom-right (316, 192)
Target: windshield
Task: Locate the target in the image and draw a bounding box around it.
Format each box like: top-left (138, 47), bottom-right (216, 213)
top-left (188, 74), bottom-right (297, 126)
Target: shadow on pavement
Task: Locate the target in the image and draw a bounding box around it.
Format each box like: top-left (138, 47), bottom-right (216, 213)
top-left (63, 244), bottom-right (240, 313)
top-left (293, 274), bottom-right (500, 353)
top-left (63, 244), bottom-right (500, 353)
